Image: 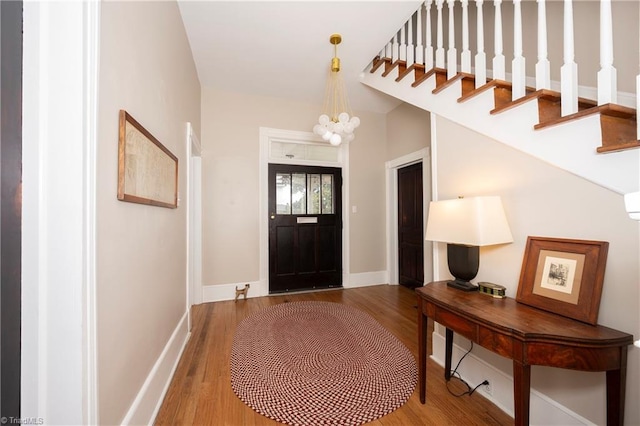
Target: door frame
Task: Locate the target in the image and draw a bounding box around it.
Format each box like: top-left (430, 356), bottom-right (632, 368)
top-left (385, 148), bottom-right (431, 285)
top-left (259, 127), bottom-right (350, 296)
top-left (22, 1), bottom-right (100, 422)
top-left (186, 122), bottom-right (202, 328)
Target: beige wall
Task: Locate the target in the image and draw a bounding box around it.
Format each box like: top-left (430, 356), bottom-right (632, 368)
top-left (386, 102), bottom-right (431, 161)
top-left (97, 1), bottom-right (201, 423)
top-left (201, 87), bottom-right (388, 285)
top-left (433, 115), bottom-right (639, 425)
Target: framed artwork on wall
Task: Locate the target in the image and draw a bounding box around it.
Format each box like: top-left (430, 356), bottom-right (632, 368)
top-left (117, 110), bottom-right (178, 209)
top-left (516, 236), bottom-right (609, 325)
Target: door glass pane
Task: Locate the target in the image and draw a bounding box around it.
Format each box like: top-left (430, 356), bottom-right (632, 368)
top-left (276, 173), bottom-right (291, 214)
top-left (292, 173), bottom-right (306, 215)
top-left (307, 174), bottom-right (321, 215)
top-left (321, 174), bottom-right (333, 214)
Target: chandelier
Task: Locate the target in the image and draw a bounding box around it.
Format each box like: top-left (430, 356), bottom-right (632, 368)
top-left (312, 34), bottom-right (360, 146)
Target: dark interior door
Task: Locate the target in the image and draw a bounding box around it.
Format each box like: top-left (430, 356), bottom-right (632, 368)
top-left (268, 164), bottom-right (342, 293)
top-left (398, 162), bottom-right (424, 288)
top-left (1, 0), bottom-right (23, 418)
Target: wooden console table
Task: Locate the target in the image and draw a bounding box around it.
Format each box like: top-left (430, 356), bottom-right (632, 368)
top-left (417, 281), bottom-right (633, 425)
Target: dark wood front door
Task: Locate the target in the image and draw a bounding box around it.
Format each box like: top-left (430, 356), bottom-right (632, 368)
top-left (1, 0), bottom-right (23, 418)
top-left (268, 164), bottom-right (342, 293)
top-left (398, 162), bottom-right (424, 288)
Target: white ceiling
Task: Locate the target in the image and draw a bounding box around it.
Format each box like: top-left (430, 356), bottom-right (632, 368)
top-left (177, 1), bottom-right (422, 115)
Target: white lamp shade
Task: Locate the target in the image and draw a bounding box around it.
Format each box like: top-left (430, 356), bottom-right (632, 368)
top-left (425, 196), bottom-right (513, 246)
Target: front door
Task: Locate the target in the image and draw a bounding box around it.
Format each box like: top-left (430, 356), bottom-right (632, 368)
top-left (398, 162), bottom-right (424, 288)
top-left (268, 164), bottom-right (342, 293)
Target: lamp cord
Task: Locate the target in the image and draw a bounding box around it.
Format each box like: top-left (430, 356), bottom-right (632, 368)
top-left (445, 342), bottom-right (488, 397)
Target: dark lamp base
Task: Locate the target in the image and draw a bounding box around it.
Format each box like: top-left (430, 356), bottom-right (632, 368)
top-left (447, 279), bottom-right (479, 292)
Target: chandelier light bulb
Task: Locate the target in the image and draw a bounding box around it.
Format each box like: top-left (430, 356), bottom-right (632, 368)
top-left (322, 130), bottom-right (332, 141)
top-left (338, 112), bottom-right (349, 123)
top-left (319, 114), bottom-right (330, 125)
top-left (329, 133), bottom-right (342, 146)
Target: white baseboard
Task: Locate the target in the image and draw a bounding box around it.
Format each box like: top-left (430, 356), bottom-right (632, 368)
top-left (121, 311), bottom-right (190, 425)
top-left (201, 271), bottom-right (390, 303)
top-left (431, 332), bottom-right (594, 425)
top-left (344, 270), bottom-right (388, 288)
top-left (202, 280), bottom-right (266, 303)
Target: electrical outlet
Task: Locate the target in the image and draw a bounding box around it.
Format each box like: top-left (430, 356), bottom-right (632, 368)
top-left (484, 381), bottom-right (492, 396)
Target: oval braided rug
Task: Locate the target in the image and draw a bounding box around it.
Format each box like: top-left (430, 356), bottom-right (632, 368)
top-left (230, 301), bottom-right (417, 425)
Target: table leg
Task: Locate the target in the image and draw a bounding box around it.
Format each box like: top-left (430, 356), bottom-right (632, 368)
top-left (513, 361), bottom-right (531, 426)
top-left (444, 328), bottom-right (453, 381)
top-left (606, 347), bottom-right (627, 426)
top-left (418, 298), bottom-right (427, 404)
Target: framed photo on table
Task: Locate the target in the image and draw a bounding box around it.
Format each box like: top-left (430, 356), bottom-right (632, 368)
top-left (516, 236), bottom-right (609, 325)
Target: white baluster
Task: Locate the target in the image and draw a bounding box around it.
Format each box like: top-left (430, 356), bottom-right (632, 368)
top-left (446, 0), bottom-right (457, 78)
top-left (535, 0), bottom-right (551, 89)
top-left (511, 0), bottom-right (526, 99)
top-left (561, 0), bottom-right (578, 116)
top-left (475, 0), bottom-right (487, 88)
top-left (416, 3), bottom-right (424, 65)
top-left (407, 13), bottom-right (415, 66)
top-left (461, 0), bottom-right (471, 73)
top-left (597, 0), bottom-right (617, 105)
top-left (392, 33), bottom-right (399, 63)
top-left (436, 0), bottom-right (445, 68)
top-left (385, 40), bottom-right (392, 58)
top-left (493, 0), bottom-right (506, 80)
top-left (426, 0), bottom-right (435, 69)
top-left (400, 21), bottom-right (407, 62)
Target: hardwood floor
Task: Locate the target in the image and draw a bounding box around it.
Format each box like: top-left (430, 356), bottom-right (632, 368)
top-left (155, 285), bottom-right (512, 425)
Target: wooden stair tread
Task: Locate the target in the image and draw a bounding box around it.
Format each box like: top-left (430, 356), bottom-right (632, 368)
top-left (382, 59), bottom-right (404, 77)
top-left (396, 63), bottom-right (418, 82)
top-left (370, 56), bottom-right (387, 73)
top-left (597, 140), bottom-right (640, 153)
top-left (535, 103), bottom-right (636, 130)
top-left (412, 67), bottom-right (443, 88)
top-left (432, 72), bottom-right (464, 95)
top-left (412, 64), bottom-right (426, 83)
top-left (457, 80), bottom-right (499, 102)
top-left (490, 87), bottom-right (543, 115)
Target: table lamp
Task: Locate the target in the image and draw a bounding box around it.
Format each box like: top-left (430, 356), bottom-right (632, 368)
top-left (425, 196), bottom-right (513, 291)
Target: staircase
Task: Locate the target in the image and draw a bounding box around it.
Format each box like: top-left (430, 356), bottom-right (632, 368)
top-left (360, 0), bottom-right (640, 196)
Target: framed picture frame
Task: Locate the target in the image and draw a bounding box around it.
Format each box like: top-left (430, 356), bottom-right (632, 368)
top-left (118, 110), bottom-right (178, 209)
top-left (516, 236), bottom-right (609, 325)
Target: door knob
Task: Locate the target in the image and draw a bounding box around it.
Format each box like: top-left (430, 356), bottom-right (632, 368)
top-left (270, 213), bottom-right (276, 220)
